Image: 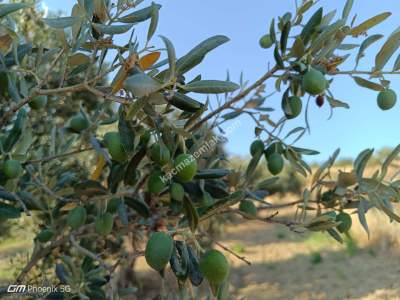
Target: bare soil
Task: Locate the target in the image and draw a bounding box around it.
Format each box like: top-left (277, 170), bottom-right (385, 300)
top-left (134, 211), bottom-right (400, 300)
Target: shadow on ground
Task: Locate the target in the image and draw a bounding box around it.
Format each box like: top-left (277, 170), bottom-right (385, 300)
top-left (133, 218), bottom-right (400, 300)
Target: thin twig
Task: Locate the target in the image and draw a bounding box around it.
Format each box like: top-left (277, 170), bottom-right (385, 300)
top-left (24, 148), bottom-right (93, 165)
top-left (70, 234), bottom-right (112, 272)
top-left (190, 65), bottom-right (279, 131)
top-left (214, 240), bottom-right (251, 265)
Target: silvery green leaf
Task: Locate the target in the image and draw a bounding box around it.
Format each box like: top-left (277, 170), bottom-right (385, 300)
top-left (380, 144), bottom-right (400, 180)
top-left (184, 80), bottom-right (239, 94)
top-left (286, 150), bottom-right (307, 177)
top-left (256, 177), bottom-right (279, 190)
top-left (375, 31), bottom-right (400, 71)
top-left (246, 150), bottom-right (262, 179)
top-left (274, 45), bottom-right (284, 68)
top-left (159, 35), bottom-right (176, 79)
top-left (354, 148), bottom-right (373, 180)
top-left (350, 12), bottom-right (391, 37)
top-left (269, 18), bottom-right (276, 43)
top-left (43, 17), bottom-right (81, 29)
top-left (148, 92), bottom-right (167, 105)
top-left (326, 96), bottom-right (350, 109)
top-left (352, 76), bottom-right (384, 91)
top-left (297, 0), bottom-right (314, 15)
top-left (290, 36), bottom-right (305, 58)
top-left (311, 20), bottom-right (345, 54)
top-left (327, 228), bottom-right (343, 243)
top-left (13, 127), bottom-right (33, 156)
top-left (311, 148), bottom-right (339, 185)
top-left (221, 111), bottom-right (242, 120)
top-left (341, 0), bottom-right (353, 22)
top-left (92, 23), bottom-right (133, 35)
top-left (393, 53), bottom-right (400, 71)
top-left (300, 7), bottom-right (323, 45)
top-left (337, 44), bottom-right (359, 50)
top-left (147, 2), bottom-right (159, 42)
top-left (83, 0), bottom-right (94, 16)
top-left (358, 199), bottom-right (370, 237)
top-left (290, 146), bottom-right (320, 155)
top-left (321, 10), bottom-right (336, 26)
top-left (0, 3), bottom-right (29, 18)
top-left (280, 21), bottom-right (291, 53)
top-left (123, 73), bottom-right (161, 98)
top-left (118, 4), bottom-right (162, 23)
top-left (176, 35), bottom-right (229, 75)
top-left (286, 127), bottom-right (305, 143)
top-left (356, 34), bottom-right (383, 66)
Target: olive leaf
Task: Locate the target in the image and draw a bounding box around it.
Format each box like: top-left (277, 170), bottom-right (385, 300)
top-left (138, 52), bottom-right (161, 70)
top-left (341, 0), bottom-right (353, 22)
top-left (300, 7), bottom-right (323, 45)
top-left (0, 189), bottom-right (17, 202)
top-left (0, 202), bottom-right (20, 219)
top-left (93, 0), bottom-right (108, 22)
top-left (246, 150), bottom-right (262, 179)
top-left (356, 34), bottom-right (383, 66)
top-left (5, 43), bottom-right (32, 67)
top-left (183, 80), bottom-right (239, 94)
top-left (118, 4), bottom-right (162, 23)
top-left (358, 199), bottom-right (370, 237)
top-left (298, 0), bottom-right (314, 15)
top-left (221, 111), bottom-right (242, 120)
top-left (354, 148), bottom-right (374, 181)
top-left (74, 180), bottom-right (108, 197)
top-left (195, 169), bottom-right (230, 179)
top-left (352, 76), bottom-right (384, 91)
top-left (311, 20), bottom-right (345, 54)
top-left (118, 111), bottom-right (135, 154)
top-left (3, 109), bottom-right (27, 152)
top-left (256, 177), bottom-right (280, 190)
top-left (176, 35), bottom-right (229, 75)
top-left (273, 45), bottom-right (284, 68)
top-left (280, 21), bottom-right (291, 53)
top-left (326, 96), bottom-right (350, 109)
top-left (290, 36), bottom-right (305, 58)
top-left (392, 53), bottom-right (400, 71)
top-left (117, 200), bottom-right (129, 226)
top-left (123, 73), bottom-right (161, 98)
top-left (125, 197), bottom-right (150, 218)
top-left (43, 17), bottom-right (81, 29)
top-left (0, 3), bottom-right (29, 18)
top-left (169, 92), bottom-right (204, 112)
top-left (83, 0), bottom-right (94, 16)
top-left (327, 228), bottom-right (343, 243)
top-left (159, 35), bottom-right (176, 78)
top-left (380, 144), bottom-right (400, 180)
top-left (91, 23), bottom-right (133, 35)
top-left (147, 2), bottom-right (160, 42)
top-left (290, 146), bottom-right (320, 156)
top-left (374, 31), bottom-right (400, 71)
top-left (69, 53), bottom-right (90, 67)
top-left (350, 12), bottom-right (391, 37)
top-left (269, 18), bottom-right (276, 43)
top-left (321, 9), bottom-right (337, 26)
top-left (183, 196), bottom-right (199, 232)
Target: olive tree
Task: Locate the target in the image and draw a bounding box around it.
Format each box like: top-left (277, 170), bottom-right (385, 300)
top-left (1, 0), bottom-right (400, 298)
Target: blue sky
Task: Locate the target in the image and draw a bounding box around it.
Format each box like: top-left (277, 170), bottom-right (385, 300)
top-left (43, 0), bottom-right (400, 161)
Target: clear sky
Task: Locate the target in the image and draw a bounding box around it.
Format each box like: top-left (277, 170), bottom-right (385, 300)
top-left (43, 0), bottom-right (400, 162)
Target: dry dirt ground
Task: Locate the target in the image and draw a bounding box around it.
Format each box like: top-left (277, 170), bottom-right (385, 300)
top-left (1, 206), bottom-right (400, 300)
top-left (134, 210), bottom-right (400, 300)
